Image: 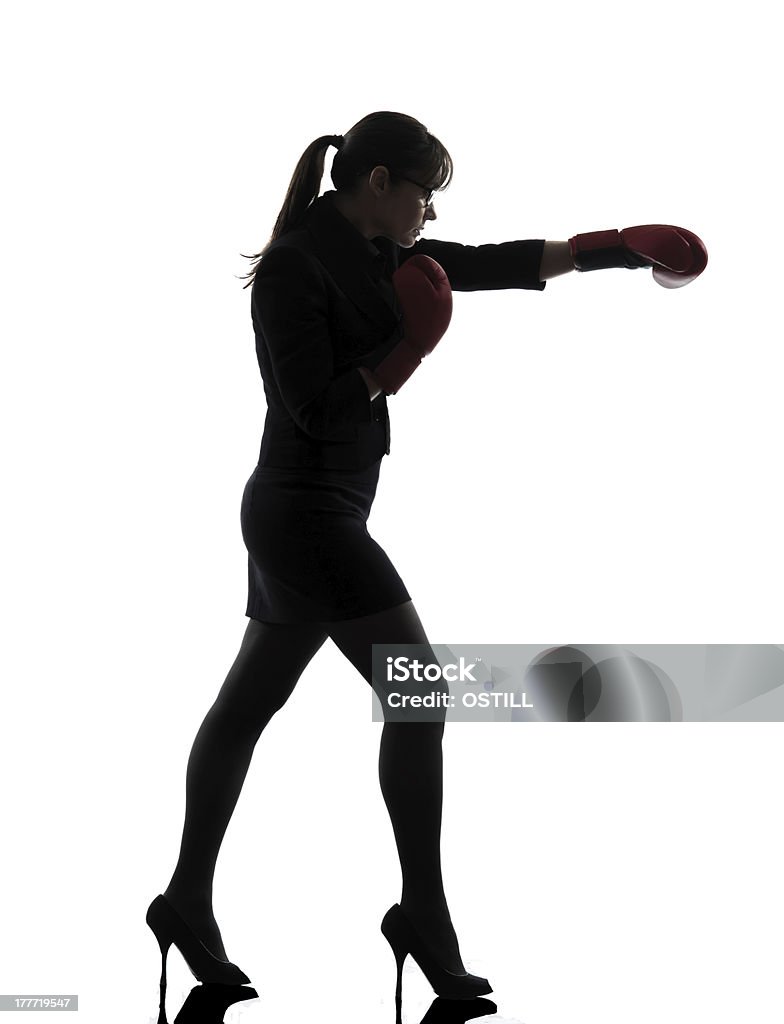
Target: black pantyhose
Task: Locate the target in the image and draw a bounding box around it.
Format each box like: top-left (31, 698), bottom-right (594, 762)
top-left (162, 599), bottom-right (466, 974)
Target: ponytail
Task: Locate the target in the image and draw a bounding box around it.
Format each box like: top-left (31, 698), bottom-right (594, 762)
top-left (238, 134), bottom-right (342, 289)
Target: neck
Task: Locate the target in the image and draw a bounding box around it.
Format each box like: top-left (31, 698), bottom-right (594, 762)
top-left (332, 191), bottom-right (379, 240)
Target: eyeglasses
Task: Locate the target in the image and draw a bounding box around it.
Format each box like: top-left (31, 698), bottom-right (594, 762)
top-left (354, 169), bottom-right (437, 208)
top-left (393, 174), bottom-right (436, 209)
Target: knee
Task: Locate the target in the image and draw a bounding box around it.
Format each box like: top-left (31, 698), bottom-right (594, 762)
top-left (209, 689), bottom-right (287, 740)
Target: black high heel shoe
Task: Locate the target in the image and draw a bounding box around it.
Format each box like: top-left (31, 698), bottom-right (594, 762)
top-left (146, 895), bottom-right (251, 1024)
top-left (380, 903), bottom-right (492, 1021)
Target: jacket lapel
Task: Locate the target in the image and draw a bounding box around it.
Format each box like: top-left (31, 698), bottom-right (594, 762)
top-left (303, 192), bottom-right (401, 330)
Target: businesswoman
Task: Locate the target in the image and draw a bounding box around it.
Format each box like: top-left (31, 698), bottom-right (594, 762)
top-left (146, 110), bottom-right (707, 1018)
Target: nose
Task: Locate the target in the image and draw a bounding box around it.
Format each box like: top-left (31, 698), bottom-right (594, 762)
top-left (425, 203), bottom-right (437, 222)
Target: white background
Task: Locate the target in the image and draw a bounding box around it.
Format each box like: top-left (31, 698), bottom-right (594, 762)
top-left (1, 1), bottom-right (782, 1022)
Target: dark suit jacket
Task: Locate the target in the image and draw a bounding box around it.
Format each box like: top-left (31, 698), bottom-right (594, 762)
top-left (251, 189), bottom-right (547, 470)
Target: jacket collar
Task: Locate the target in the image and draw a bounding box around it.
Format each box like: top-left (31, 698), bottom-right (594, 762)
top-left (301, 190), bottom-right (400, 328)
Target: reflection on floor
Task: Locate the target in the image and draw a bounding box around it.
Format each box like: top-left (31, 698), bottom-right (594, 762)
top-left (152, 983), bottom-right (501, 1024)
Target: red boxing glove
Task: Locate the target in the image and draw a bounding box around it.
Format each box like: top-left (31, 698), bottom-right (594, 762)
top-left (569, 224), bottom-right (708, 288)
top-left (371, 255), bottom-right (453, 395)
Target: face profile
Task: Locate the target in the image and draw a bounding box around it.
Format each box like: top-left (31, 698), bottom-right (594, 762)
top-left (333, 163), bottom-right (439, 248)
top-left (386, 172), bottom-right (439, 248)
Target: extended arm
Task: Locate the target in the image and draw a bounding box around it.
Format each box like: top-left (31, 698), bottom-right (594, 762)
top-left (400, 237), bottom-right (546, 291)
top-left (404, 226), bottom-right (706, 289)
top-left (539, 241), bottom-right (574, 281)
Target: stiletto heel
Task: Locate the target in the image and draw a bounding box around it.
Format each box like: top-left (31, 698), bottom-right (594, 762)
top-left (153, 931), bottom-right (172, 1024)
top-left (380, 903), bottom-right (493, 1005)
top-left (146, 893), bottom-right (251, 1015)
top-left (391, 942), bottom-right (406, 1024)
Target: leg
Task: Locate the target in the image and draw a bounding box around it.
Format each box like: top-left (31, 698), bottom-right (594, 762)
top-left (327, 599), bottom-right (466, 974)
top-left (163, 617), bottom-right (329, 960)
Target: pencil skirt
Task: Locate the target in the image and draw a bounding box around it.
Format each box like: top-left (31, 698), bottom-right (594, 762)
top-left (240, 458), bottom-right (412, 623)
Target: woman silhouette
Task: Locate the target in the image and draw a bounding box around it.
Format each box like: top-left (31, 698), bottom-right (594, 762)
top-left (146, 109), bottom-right (704, 1018)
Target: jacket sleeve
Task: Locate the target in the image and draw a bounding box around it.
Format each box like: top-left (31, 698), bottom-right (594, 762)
top-left (398, 237), bottom-right (547, 292)
top-left (252, 244), bottom-right (373, 440)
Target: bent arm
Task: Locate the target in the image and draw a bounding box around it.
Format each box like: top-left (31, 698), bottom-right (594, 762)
top-left (358, 366), bottom-right (383, 401)
top-left (253, 246), bottom-right (373, 439)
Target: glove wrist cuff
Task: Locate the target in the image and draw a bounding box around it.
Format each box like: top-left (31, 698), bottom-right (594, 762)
top-left (569, 229), bottom-right (648, 271)
top-left (371, 340), bottom-right (423, 396)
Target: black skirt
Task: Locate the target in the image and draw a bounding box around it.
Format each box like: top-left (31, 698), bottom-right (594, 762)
top-left (240, 458), bottom-right (411, 623)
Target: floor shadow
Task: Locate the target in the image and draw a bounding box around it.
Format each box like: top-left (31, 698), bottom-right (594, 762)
top-left (153, 985), bottom-right (497, 1023)
top-left (419, 996), bottom-right (498, 1023)
top-left (153, 982), bottom-right (259, 1023)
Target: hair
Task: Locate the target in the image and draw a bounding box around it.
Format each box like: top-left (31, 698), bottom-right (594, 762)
top-left (237, 111), bottom-right (453, 289)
